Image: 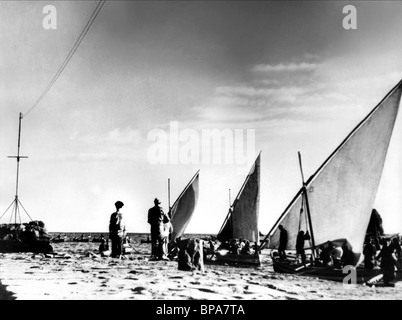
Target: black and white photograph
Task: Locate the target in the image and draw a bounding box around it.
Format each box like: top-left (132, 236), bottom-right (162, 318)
top-left (1, 0), bottom-right (402, 304)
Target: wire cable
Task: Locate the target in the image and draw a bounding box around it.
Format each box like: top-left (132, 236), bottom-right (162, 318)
top-left (24, 0), bottom-right (106, 117)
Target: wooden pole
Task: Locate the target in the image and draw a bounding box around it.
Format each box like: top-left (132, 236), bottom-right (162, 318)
top-left (168, 178), bottom-right (171, 217)
top-left (298, 151), bottom-right (316, 259)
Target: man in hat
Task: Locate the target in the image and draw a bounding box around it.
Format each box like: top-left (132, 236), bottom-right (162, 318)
top-left (148, 198), bottom-right (170, 260)
top-left (109, 201), bottom-right (125, 258)
top-left (278, 225), bottom-right (288, 260)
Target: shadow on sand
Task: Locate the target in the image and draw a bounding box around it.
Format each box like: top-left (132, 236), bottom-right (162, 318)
top-left (0, 280), bottom-right (16, 300)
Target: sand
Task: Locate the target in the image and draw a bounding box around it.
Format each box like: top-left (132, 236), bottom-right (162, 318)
top-left (0, 241), bottom-right (401, 300)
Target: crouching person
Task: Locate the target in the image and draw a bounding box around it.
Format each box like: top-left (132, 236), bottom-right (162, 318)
top-left (177, 238), bottom-right (205, 272)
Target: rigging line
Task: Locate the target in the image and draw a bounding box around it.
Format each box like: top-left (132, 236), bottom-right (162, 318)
top-left (24, 0), bottom-right (107, 117)
top-left (18, 199), bottom-right (33, 222)
top-left (0, 199), bottom-right (15, 221)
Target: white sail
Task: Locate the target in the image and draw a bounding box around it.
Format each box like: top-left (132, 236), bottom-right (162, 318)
top-left (218, 153), bottom-right (261, 243)
top-left (169, 171), bottom-right (200, 242)
top-left (267, 80), bottom-right (402, 265)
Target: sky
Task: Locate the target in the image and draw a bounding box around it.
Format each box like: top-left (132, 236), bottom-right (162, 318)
top-left (1, 1), bottom-right (402, 235)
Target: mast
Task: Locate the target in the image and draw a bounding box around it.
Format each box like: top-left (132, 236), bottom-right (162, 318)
top-left (168, 178), bottom-right (171, 218)
top-left (0, 112), bottom-right (32, 224)
top-left (298, 151), bottom-right (316, 259)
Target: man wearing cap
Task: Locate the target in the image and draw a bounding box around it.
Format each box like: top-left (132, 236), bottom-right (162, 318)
top-left (109, 201), bottom-right (125, 258)
top-left (148, 198), bottom-right (170, 260)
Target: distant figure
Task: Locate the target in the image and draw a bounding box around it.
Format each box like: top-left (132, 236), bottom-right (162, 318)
top-left (331, 245), bottom-right (343, 269)
top-left (392, 238), bottom-right (402, 271)
top-left (241, 240), bottom-right (253, 255)
top-left (109, 201), bottom-right (126, 258)
top-left (363, 239), bottom-right (377, 270)
top-left (320, 241), bottom-right (334, 267)
top-left (341, 241), bottom-right (355, 266)
top-left (278, 225), bottom-right (288, 260)
top-left (99, 238), bottom-right (111, 257)
top-left (147, 198), bottom-right (170, 260)
top-left (377, 238), bottom-right (397, 286)
top-left (296, 230), bottom-right (310, 266)
top-left (177, 238), bottom-right (204, 272)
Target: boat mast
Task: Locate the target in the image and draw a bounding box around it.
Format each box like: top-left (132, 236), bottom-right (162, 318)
top-left (168, 178), bottom-right (171, 218)
top-left (298, 151), bottom-right (316, 259)
top-left (0, 112), bottom-right (32, 225)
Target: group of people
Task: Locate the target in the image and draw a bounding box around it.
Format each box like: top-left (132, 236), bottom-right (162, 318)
top-left (278, 225), bottom-right (311, 266)
top-left (363, 236), bottom-right (402, 286)
top-left (105, 198), bottom-right (172, 260)
top-left (217, 238), bottom-right (256, 256)
top-left (277, 224), bottom-right (402, 286)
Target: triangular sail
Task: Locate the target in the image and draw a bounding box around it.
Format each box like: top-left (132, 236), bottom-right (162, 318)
top-left (266, 80), bottom-right (402, 265)
top-left (218, 153), bottom-right (261, 243)
top-left (169, 171), bottom-right (200, 242)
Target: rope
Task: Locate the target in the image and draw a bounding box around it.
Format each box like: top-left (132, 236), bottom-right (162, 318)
top-left (0, 199), bottom-right (15, 221)
top-left (24, 0), bottom-right (107, 117)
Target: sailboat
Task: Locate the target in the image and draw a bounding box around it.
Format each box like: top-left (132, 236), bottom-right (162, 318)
top-left (261, 78), bottom-right (402, 282)
top-left (168, 170), bottom-right (200, 242)
top-left (214, 152), bottom-right (261, 265)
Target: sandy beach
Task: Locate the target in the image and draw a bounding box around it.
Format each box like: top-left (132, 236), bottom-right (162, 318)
top-left (0, 240), bottom-right (401, 301)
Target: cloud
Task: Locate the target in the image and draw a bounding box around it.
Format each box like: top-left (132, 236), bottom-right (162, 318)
top-left (253, 62), bottom-right (319, 73)
top-left (81, 127), bottom-right (144, 146)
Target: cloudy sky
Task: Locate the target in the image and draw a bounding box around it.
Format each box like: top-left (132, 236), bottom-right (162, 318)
top-left (1, 1), bottom-right (402, 234)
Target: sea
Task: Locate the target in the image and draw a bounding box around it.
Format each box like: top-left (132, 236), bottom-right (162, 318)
top-left (48, 232), bottom-right (215, 242)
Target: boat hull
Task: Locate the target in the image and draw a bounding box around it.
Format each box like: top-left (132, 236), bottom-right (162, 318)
top-left (272, 256), bottom-right (382, 284)
top-left (215, 253), bottom-right (261, 266)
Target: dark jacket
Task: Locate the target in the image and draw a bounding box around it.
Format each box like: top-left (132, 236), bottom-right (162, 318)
top-left (148, 205), bottom-right (169, 226)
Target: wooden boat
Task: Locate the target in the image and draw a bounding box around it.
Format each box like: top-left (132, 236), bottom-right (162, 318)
top-left (270, 251), bottom-right (382, 284)
top-left (51, 234), bottom-right (67, 243)
top-left (72, 235), bottom-right (90, 242)
top-left (92, 235), bottom-right (106, 243)
top-left (213, 153), bottom-right (261, 266)
top-left (0, 221), bottom-right (53, 254)
top-left (261, 78), bottom-right (402, 283)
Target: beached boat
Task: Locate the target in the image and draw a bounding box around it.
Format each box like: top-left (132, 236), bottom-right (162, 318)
top-left (0, 221), bottom-right (53, 254)
top-left (92, 235), bottom-right (106, 243)
top-left (168, 170), bottom-right (200, 242)
top-left (261, 78), bottom-right (402, 282)
top-left (51, 234), bottom-right (66, 243)
top-left (213, 153), bottom-right (261, 266)
top-left (72, 234), bottom-right (91, 242)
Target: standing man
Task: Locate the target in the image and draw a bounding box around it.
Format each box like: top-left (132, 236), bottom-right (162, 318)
top-left (377, 238), bottom-right (397, 286)
top-left (278, 225), bottom-right (288, 260)
top-left (296, 230), bottom-right (310, 266)
top-left (109, 201), bottom-right (125, 258)
top-left (148, 198), bottom-right (170, 260)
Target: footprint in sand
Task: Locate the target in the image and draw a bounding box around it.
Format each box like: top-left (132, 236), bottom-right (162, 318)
top-left (132, 286), bottom-right (148, 294)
